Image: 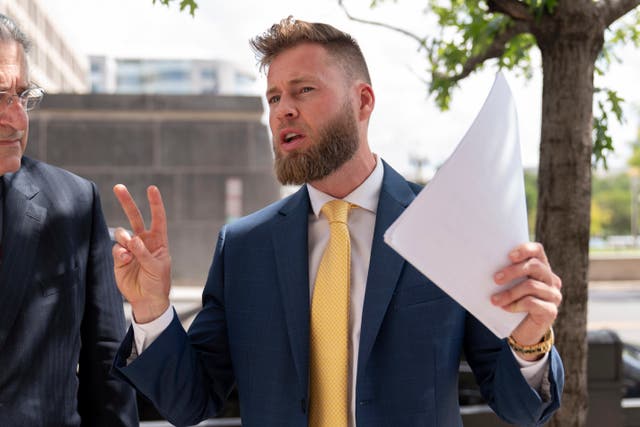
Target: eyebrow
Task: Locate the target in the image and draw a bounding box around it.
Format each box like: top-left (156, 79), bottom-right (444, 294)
top-left (0, 83), bottom-right (29, 93)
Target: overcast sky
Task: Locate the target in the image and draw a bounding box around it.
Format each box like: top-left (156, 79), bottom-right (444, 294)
top-left (41, 0), bottom-right (640, 177)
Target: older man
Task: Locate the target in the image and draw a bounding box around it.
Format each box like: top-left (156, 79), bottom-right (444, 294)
top-left (0, 14), bottom-right (138, 426)
top-left (112, 17), bottom-right (563, 427)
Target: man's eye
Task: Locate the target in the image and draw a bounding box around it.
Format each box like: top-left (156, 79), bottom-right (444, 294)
top-left (268, 95), bottom-right (280, 104)
top-left (301, 87), bottom-right (314, 94)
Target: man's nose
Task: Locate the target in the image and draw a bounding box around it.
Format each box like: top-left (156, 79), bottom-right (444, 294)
top-left (0, 97), bottom-right (28, 128)
top-left (274, 96), bottom-right (298, 121)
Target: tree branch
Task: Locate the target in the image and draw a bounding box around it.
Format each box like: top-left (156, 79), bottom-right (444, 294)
top-left (337, 0), bottom-right (427, 49)
top-left (434, 20), bottom-right (530, 83)
top-left (599, 0), bottom-right (640, 27)
top-left (486, 0), bottom-right (534, 22)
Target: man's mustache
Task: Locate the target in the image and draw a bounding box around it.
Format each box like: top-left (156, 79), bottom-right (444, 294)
top-left (0, 129), bottom-right (25, 140)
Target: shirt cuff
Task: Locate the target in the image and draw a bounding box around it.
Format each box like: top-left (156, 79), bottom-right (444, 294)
top-left (132, 305), bottom-right (175, 355)
top-left (512, 348), bottom-right (550, 395)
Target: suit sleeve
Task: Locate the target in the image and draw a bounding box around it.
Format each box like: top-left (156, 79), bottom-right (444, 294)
top-left (464, 313), bottom-right (564, 426)
top-left (77, 183), bottom-right (139, 426)
top-left (113, 227), bottom-right (233, 427)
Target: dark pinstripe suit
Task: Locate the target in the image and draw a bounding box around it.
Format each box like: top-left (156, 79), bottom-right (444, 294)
top-left (0, 156), bottom-right (138, 426)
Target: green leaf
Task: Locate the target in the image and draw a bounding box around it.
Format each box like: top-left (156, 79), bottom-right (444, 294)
top-left (370, 0), bottom-right (399, 7)
top-left (151, 0), bottom-right (198, 16)
top-left (592, 88), bottom-right (626, 169)
top-left (598, 8), bottom-right (640, 72)
top-left (180, 0), bottom-right (198, 16)
top-left (522, 0), bottom-right (558, 20)
top-left (423, 0), bottom-right (536, 110)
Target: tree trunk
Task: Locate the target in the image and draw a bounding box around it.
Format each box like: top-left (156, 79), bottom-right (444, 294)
top-left (535, 23), bottom-right (604, 427)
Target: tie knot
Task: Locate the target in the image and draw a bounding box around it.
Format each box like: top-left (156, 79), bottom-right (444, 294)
top-left (321, 199), bottom-right (353, 224)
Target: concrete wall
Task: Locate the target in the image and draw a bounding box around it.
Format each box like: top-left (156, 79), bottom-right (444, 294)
top-left (26, 93), bottom-right (280, 283)
top-left (589, 256), bottom-right (640, 281)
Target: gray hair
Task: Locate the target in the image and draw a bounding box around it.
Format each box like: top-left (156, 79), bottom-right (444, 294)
top-left (0, 13), bottom-right (31, 53)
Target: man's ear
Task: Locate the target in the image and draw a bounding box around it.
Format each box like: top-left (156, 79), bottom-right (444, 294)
top-left (358, 83), bottom-right (375, 121)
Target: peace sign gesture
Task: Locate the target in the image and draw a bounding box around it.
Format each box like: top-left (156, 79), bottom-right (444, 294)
top-left (112, 184), bottom-right (171, 324)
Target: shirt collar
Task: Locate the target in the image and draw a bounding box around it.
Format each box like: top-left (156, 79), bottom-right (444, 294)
top-left (307, 155), bottom-right (384, 218)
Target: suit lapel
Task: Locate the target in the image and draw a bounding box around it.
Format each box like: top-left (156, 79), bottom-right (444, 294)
top-left (0, 164), bottom-right (46, 349)
top-left (271, 186), bottom-right (311, 396)
top-left (269, 164), bottom-right (417, 396)
top-left (357, 162), bottom-right (417, 378)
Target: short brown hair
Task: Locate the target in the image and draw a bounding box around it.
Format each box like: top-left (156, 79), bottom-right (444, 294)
top-left (250, 16), bottom-right (371, 84)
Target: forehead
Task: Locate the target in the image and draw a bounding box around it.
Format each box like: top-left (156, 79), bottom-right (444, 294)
top-left (266, 43), bottom-right (344, 86)
top-left (0, 41), bottom-right (28, 87)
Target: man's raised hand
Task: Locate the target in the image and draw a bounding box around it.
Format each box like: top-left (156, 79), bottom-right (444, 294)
top-left (112, 184), bottom-right (172, 324)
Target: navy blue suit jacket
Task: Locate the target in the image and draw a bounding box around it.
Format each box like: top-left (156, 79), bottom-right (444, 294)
top-left (0, 157), bottom-right (138, 426)
top-left (114, 161), bottom-right (563, 426)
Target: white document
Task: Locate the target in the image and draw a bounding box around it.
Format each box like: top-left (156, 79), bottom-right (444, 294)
top-left (384, 72), bottom-right (528, 339)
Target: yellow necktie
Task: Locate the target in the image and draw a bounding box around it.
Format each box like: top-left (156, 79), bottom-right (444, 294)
top-left (309, 199), bottom-right (353, 427)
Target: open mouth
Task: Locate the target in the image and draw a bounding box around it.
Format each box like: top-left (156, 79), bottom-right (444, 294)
top-left (283, 132), bottom-right (303, 143)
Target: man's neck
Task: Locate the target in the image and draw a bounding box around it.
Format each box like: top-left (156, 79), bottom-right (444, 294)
top-left (309, 150), bottom-right (377, 199)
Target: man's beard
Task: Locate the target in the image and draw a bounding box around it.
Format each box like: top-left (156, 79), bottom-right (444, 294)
top-left (273, 103), bottom-right (359, 186)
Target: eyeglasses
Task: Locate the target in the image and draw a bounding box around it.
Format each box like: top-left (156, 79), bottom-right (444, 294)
top-left (0, 87), bottom-right (45, 112)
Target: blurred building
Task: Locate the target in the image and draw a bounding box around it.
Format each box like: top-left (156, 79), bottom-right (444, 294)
top-left (27, 93), bottom-right (279, 283)
top-left (90, 55), bottom-right (256, 95)
top-left (0, 0), bottom-right (89, 92)
top-left (5, 0), bottom-right (279, 284)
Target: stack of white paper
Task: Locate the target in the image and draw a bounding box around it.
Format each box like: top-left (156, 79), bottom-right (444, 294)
top-left (384, 73), bottom-right (529, 339)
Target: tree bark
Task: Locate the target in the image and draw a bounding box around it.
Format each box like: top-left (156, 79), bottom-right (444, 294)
top-left (534, 18), bottom-right (604, 427)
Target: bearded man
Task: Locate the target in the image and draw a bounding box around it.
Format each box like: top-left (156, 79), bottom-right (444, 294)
top-left (111, 17), bottom-right (564, 427)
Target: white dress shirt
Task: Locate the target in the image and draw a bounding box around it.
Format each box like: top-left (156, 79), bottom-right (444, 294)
top-left (133, 156), bottom-right (548, 425)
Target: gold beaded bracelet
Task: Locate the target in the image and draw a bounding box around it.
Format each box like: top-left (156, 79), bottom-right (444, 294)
top-left (507, 328), bottom-right (554, 356)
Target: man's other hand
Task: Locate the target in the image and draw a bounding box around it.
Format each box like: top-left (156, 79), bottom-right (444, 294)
top-left (491, 242), bottom-right (562, 361)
